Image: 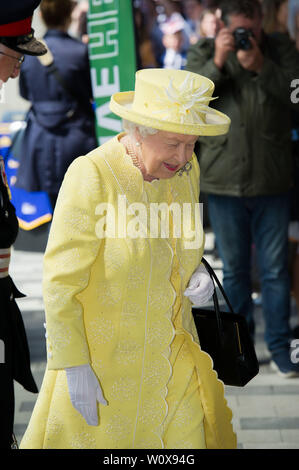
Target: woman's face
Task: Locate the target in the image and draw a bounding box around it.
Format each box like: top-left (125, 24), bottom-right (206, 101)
top-left (201, 13), bottom-right (219, 38)
top-left (136, 130), bottom-right (198, 180)
top-left (162, 31), bottom-right (184, 51)
top-left (277, 0), bottom-right (289, 31)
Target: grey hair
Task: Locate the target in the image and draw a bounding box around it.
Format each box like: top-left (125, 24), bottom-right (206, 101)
top-left (122, 119), bottom-right (159, 138)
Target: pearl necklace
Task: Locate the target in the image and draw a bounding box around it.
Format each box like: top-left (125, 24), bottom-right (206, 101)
top-left (124, 136), bottom-right (157, 182)
top-left (126, 137), bottom-right (143, 172)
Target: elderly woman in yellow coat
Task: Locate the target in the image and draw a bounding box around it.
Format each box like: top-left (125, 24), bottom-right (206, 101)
top-left (20, 68), bottom-right (237, 449)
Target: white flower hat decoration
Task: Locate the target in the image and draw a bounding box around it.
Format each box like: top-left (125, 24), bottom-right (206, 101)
top-left (110, 68), bottom-right (231, 136)
top-left (156, 74), bottom-right (219, 125)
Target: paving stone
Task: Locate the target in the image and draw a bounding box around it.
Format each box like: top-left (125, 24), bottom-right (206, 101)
top-left (272, 385), bottom-right (299, 395)
top-left (232, 405), bottom-right (277, 418)
top-left (232, 417), bottom-right (241, 430)
top-left (235, 430), bottom-right (281, 443)
top-left (226, 385), bottom-right (299, 396)
top-left (225, 385), bottom-right (274, 396)
top-left (225, 396), bottom-right (239, 410)
top-left (31, 361), bottom-right (47, 373)
top-left (14, 299), bottom-right (44, 312)
top-left (232, 396), bottom-right (299, 419)
top-left (273, 399), bottom-right (299, 417)
top-left (19, 401), bottom-right (35, 412)
top-left (248, 373), bottom-right (299, 387)
top-left (237, 396), bottom-right (299, 417)
top-left (243, 443), bottom-right (299, 449)
top-left (281, 430), bottom-right (299, 443)
top-left (13, 282), bottom-right (43, 296)
top-left (13, 423), bottom-right (27, 435)
top-left (240, 417), bottom-right (299, 430)
top-left (237, 396), bottom-right (278, 407)
top-left (14, 411), bottom-right (35, 426)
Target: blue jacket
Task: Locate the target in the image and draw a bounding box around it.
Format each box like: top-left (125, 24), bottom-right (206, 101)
top-left (17, 30), bottom-right (97, 195)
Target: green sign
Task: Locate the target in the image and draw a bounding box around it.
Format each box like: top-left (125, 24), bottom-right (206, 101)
top-left (87, 0), bottom-right (136, 144)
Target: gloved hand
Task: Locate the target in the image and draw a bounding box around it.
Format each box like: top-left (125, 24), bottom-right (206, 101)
top-left (184, 263), bottom-right (214, 306)
top-left (65, 364), bottom-right (107, 426)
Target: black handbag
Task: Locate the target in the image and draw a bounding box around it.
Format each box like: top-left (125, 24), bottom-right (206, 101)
top-left (192, 257), bottom-right (259, 387)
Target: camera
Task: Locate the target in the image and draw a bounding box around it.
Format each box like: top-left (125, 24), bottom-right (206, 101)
top-left (233, 27), bottom-right (253, 50)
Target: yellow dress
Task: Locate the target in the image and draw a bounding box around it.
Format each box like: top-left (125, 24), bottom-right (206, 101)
top-left (20, 135), bottom-right (237, 449)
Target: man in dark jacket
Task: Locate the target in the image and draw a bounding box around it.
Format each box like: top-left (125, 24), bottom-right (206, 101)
top-left (186, 0), bottom-right (299, 377)
top-left (16, 0), bottom-right (97, 210)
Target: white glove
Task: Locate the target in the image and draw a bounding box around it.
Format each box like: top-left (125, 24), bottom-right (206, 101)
top-left (65, 364), bottom-right (107, 426)
top-left (184, 263), bottom-right (214, 306)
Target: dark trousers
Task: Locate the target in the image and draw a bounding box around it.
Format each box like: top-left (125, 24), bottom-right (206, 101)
top-left (0, 358), bottom-right (14, 449)
top-left (207, 193), bottom-right (291, 354)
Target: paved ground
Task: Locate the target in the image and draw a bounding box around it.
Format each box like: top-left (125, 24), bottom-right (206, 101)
top-left (9, 231), bottom-right (299, 449)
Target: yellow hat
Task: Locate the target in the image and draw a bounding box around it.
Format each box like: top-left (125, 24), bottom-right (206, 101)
top-left (110, 68), bottom-right (230, 136)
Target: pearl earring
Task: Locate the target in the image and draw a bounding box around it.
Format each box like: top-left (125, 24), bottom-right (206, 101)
top-left (136, 142), bottom-right (141, 147)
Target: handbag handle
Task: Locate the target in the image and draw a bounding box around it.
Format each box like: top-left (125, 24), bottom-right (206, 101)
top-left (201, 257), bottom-right (235, 313)
top-left (200, 257), bottom-right (235, 344)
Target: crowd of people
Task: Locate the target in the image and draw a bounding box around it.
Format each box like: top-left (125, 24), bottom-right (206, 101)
top-left (133, 0), bottom-right (222, 69)
top-left (1, 0), bottom-right (299, 451)
top-left (133, 0), bottom-right (299, 68)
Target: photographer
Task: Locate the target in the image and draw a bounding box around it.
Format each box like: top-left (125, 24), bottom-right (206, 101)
top-left (186, 0), bottom-right (299, 377)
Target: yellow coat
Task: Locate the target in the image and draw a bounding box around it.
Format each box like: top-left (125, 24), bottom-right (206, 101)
top-left (20, 135), bottom-right (237, 449)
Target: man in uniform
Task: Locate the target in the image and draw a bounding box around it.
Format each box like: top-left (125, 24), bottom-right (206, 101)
top-left (0, 0), bottom-right (46, 85)
top-left (0, 0), bottom-right (46, 449)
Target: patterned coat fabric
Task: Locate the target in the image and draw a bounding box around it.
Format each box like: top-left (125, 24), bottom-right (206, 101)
top-left (20, 135), bottom-right (237, 449)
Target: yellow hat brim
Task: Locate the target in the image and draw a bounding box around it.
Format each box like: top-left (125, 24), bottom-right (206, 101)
top-left (110, 91), bottom-right (231, 136)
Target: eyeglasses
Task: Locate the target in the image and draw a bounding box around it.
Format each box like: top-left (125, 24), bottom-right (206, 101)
top-left (0, 51), bottom-right (25, 65)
